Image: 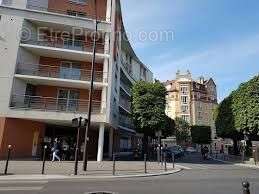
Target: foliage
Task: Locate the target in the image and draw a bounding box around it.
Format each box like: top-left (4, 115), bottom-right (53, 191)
top-left (131, 80), bottom-right (168, 137)
top-left (215, 75), bottom-right (259, 137)
top-left (174, 117), bottom-right (191, 143)
top-left (191, 125), bottom-right (212, 145)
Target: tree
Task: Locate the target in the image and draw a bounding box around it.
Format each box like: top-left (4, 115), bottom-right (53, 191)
top-left (215, 75), bottom-right (259, 154)
top-left (191, 125), bottom-right (212, 145)
top-left (131, 80), bottom-right (174, 156)
top-left (174, 117), bottom-right (191, 144)
top-left (131, 80), bottom-right (169, 137)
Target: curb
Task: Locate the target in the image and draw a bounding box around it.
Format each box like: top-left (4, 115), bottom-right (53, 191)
top-left (211, 157), bottom-right (259, 169)
top-left (0, 168), bottom-right (182, 181)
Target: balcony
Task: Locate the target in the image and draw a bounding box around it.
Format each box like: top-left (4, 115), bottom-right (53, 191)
top-left (119, 115), bottom-right (135, 130)
top-left (121, 58), bottom-right (133, 78)
top-left (1, 0), bottom-right (106, 21)
top-left (120, 81), bottom-right (132, 96)
top-left (10, 94), bottom-right (102, 114)
top-left (16, 64), bottom-right (105, 83)
top-left (119, 98), bottom-right (131, 113)
top-left (21, 36), bottom-right (105, 54)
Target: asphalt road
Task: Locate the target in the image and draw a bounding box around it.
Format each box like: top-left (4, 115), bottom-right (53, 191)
top-left (1, 153), bottom-right (259, 194)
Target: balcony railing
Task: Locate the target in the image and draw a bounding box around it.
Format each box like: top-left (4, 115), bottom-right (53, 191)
top-left (10, 94), bottom-right (102, 114)
top-left (120, 81), bottom-right (132, 95)
top-left (1, 0), bottom-right (106, 21)
top-left (119, 115), bottom-right (134, 129)
top-left (16, 64), bottom-right (105, 83)
top-left (119, 98), bottom-right (131, 112)
top-left (121, 59), bottom-right (133, 77)
top-left (21, 36), bottom-right (105, 54)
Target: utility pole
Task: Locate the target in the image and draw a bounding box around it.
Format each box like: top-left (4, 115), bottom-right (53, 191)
top-left (83, 0), bottom-right (98, 171)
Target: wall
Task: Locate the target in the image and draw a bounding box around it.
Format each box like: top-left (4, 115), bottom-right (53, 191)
top-left (0, 118), bottom-right (45, 158)
top-left (48, 0), bottom-right (107, 20)
top-left (0, 13), bottom-right (24, 118)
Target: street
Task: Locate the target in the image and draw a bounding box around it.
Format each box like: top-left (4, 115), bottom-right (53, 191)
top-left (0, 154), bottom-right (258, 194)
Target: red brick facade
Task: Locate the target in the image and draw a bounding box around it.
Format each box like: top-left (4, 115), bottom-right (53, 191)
top-left (0, 118), bottom-right (45, 158)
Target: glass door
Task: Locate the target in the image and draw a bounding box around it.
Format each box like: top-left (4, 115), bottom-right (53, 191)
top-left (57, 89), bottom-right (68, 111)
top-left (67, 90), bottom-right (79, 112)
top-left (60, 62), bottom-right (71, 79)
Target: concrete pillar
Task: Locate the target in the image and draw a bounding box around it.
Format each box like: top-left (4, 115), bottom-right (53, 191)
top-left (109, 128), bottom-right (114, 158)
top-left (97, 123), bottom-right (105, 162)
top-left (101, 88), bottom-right (107, 114)
top-left (106, 0), bottom-right (112, 22)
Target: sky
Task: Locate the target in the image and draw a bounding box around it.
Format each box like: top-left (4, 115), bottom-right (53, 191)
top-left (121, 0), bottom-right (259, 101)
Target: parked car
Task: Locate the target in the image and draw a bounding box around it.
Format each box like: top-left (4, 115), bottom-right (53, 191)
top-left (185, 146), bottom-right (197, 153)
top-left (164, 145), bottom-right (185, 159)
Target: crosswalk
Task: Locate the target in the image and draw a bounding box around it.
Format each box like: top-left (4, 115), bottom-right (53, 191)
top-left (0, 180), bottom-right (47, 192)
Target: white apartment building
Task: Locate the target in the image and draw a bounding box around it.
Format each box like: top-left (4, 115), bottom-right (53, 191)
top-left (0, 0), bottom-right (153, 160)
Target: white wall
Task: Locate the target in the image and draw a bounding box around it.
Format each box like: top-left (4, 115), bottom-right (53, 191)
top-left (0, 14), bottom-right (24, 116)
top-left (16, 47), bottom-right (39, 64)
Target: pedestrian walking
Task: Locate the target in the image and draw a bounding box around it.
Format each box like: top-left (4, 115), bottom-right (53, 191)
top-left (51, 138), bottom-right (61, 162)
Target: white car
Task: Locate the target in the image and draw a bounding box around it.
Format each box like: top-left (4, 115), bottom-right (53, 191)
top-left (185, 147), bottom-right (197, 153)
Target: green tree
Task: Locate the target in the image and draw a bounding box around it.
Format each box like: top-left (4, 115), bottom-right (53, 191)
top-left (174, 117), bottom-right (191, 144)
top-left (131, 80), bottom-right (168, 137)
top-left (215, 75), bottom-right (259, 154)
top-left (191, 125), bottom-right (212, 145)
top-left (131, 80), bottom-right (174, 156)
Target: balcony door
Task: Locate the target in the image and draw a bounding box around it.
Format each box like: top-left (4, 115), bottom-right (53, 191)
top-left (60, 61), bottom-right (81, 80)
top-left (63, 36), bottom-right (84, 51)
top-left (57, 89), bottom-right (80, 112)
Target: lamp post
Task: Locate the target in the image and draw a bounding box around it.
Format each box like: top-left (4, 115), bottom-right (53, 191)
top-left (72, 117), bottom-right (87, 175)
top-left (82, 0), bottom-right (98, 171)
top-left (242, 130), bottom-right (250, 163)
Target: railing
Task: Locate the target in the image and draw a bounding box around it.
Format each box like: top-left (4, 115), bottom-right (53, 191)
top-left (21, 36), bottom-right (105, 54)
top-left (1, 0), bottom-right (106, 21)
top-left (121, 59), bottom-right (133, 77)
top-left (119, 98), bottom-right (131, 112)
top-left (119, 115), bottom-right (134, 129)
top-left (120, 81), bottom-right (132, 95)
top-left (16, 64), bottom-right (105, 83)
top-left (10, 94), bottom-right (102, 114)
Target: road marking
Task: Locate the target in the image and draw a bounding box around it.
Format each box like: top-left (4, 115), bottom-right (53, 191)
top-left (0, 186), bottom-right (44, 191)
top-left (0, 180), bottom-right (48, 184)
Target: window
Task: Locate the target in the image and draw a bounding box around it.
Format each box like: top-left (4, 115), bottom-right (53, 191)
top-left (60, 61), bottom-right (81, 80)
top-left (181, 105), bottom-right (189, 113)
top-left (181, 115), bottom-right (190, 122)
top-left (69, 0), bottom-right (87, 5)
top-left (67, 10), bottom-right (86, 18)
top-left (57, 89), bottom-right (79, 112)
top-left (181, 96), bottom-right (188, 104)
top-left (180, 86), bottom-right (188, 95)
top-left (198, 112), bottom-right (202, 119)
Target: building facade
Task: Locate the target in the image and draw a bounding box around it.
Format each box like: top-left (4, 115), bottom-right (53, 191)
top-left (0, 0), bottom-right (153, 160)
top-left (165, 71), bottom-right (217, 139)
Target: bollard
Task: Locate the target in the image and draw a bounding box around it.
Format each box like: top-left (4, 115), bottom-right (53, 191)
top-left (42, 145), bottom-right (47, 175)
top-left (112, 154), bottom-right (116, 176)
top-left (144, 154), bottom-right (147, 173)
top-left (242, 181), bottom-right (250, 194)
top-left (172, 154), bottom-right (175, 169)
top-left (4, 145), bottom-right (12, 175)
top-left (164, 152), bottom-right (167, 171)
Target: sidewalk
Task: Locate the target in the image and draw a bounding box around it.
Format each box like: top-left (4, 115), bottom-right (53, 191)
top-left (0, 160), bottom-right (181, 180)
top-left (211, 154), bottom-right (259, 169)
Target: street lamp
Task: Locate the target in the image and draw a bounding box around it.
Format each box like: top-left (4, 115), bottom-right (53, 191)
top-left (242, 130), bottom-right (250, 163)
top-left (72, 117), bottom-right (87, 175)
top-left (82, 0), bottom-right (99, 172)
